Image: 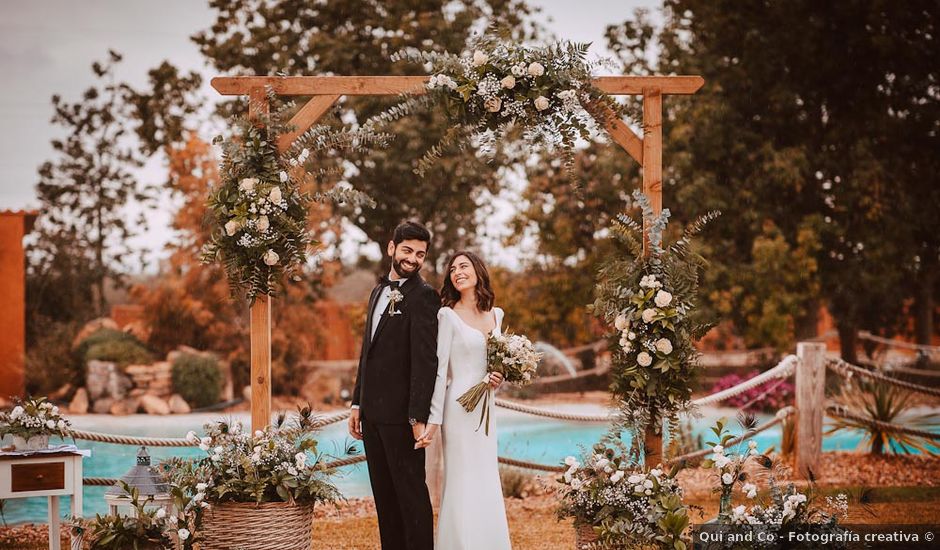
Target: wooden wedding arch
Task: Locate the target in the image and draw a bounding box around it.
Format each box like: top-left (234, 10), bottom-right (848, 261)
top-left (211, 74), bottom-right (704, 466)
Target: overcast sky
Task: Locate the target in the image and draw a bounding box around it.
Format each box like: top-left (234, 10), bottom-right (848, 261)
top-left (0, 0), bottom-right (657, 268)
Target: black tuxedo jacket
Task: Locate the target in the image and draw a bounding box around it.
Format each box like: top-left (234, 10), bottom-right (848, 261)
top-left (351, 274), bottom-right (440, 424)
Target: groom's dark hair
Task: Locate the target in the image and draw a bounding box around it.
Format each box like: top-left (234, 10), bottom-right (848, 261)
top-left (392, 220), bottom-right (431, 247)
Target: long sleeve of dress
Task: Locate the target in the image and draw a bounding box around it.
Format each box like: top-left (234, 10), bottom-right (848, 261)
top-left (428, 308), bottom-right (453, 425)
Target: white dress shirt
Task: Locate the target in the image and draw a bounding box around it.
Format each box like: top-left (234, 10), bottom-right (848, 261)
top-left (371, 275), bottom-right (408, 339)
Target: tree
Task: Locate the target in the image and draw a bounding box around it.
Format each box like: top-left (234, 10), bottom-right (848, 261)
top-left (31, 50), bottom-right (152, 317)
top-left (188, 0), bottom-right (542, 264)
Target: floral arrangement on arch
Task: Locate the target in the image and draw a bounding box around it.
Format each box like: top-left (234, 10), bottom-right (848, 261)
top-left (556, 441), bottom-right (691, 549)
top-left (592, 190), bottom-right (720, 446)
top-left (372, 31), bottom-right (621, 179)
top-left (202, 91), bottom-right (379, 303)
top-left (0, 396), bottom-right (70, 449)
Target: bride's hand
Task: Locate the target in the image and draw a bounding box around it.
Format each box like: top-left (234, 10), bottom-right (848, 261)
top-left (488, 372), bottom-right (504, 389)
top-left (414, 424), bottom-right (440, 449)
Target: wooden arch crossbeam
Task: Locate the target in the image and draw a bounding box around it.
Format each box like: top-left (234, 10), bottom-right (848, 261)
top-left (211, 74), bottom-right (704, 465)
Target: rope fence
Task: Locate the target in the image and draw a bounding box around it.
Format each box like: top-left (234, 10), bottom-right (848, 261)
top-left (826, 358), bottom-right (940, 399)
top-left (857, 331), bottom-right (940, 354)
top-left (826, 405), bottom-right (940, 441)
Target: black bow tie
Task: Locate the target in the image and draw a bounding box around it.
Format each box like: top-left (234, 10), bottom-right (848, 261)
top-left (380, 276), bottom-right (401, 289)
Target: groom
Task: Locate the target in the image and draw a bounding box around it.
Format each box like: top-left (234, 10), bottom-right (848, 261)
top-left (349, 220), bottom-right (440, 550)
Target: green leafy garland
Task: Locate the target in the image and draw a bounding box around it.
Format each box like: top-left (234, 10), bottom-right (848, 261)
top-left (368, 31), bottom-right (623, 181)
top-left (593, 190), bottom-right (720, 446)
top-left (202, 92), bottom-right (379, 303)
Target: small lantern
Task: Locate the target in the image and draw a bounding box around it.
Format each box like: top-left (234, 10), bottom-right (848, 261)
top-left (104, 446), bottom-right (173, 517)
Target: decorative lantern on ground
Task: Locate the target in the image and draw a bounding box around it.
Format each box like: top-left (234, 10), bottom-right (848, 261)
top-left (104, 446), bottom-right (173, 516)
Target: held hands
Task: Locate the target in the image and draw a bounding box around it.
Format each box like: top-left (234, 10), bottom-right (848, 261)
top-left (488, 372), bottom-right (504, 389)
top-left (414, 423), bottom-right (439, 449)
top-left (348, 408), bottom-right (362, 440)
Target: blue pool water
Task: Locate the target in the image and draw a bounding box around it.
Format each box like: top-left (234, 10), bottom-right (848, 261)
top-left (1, 405), bottom-right (933, 525)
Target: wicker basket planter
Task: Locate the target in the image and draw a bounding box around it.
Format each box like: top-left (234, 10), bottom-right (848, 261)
top-left (198, 501), bottom-right (315, 550)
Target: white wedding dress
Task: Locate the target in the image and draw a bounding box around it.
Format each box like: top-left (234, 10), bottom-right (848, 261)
top-left (429, 306), bottom-right (512, 550)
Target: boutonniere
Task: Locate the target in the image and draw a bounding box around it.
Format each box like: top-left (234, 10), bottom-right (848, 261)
top-left (387, 289), bottom-right (404, 316)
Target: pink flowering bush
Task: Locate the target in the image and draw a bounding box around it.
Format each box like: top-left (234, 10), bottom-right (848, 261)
top-left (709, 370), bottom-right (794, 413)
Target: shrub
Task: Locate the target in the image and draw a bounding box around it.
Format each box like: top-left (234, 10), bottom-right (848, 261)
top-left (708, 369), bottom-right (794, 414)
top-left (76, 328), bottom-right (154, 368)
top-left (499, 465), bottom-right (532, 499)
top-left (25, 320), bottom-right (82, 394)
top-left (171, 353), bottom-right (222, 408)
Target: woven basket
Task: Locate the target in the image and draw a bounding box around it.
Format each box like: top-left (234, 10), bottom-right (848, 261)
top-left (198, 501), bottom-right (315, 550)
top-left (575, 524), bottom-right (601, 549)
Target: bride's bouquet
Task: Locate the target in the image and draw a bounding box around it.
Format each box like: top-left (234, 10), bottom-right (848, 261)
top-left (457, 331), bottom-right (541, 435)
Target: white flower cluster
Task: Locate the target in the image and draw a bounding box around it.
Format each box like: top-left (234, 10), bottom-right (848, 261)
top-left (730, 491), bottom-right (811, 526)
top-left (1, 399), bottom-right (70, 439)
top-left (560, 449), bottom-right (682, 538)
top-left (488, 332), bottom-right (540, 383)
top-left (427, 74), bottom-right (458, 90)
top-left (613, 274), bottom-right (677, 368)
top-left (225, 177), bottom-right (289, 262)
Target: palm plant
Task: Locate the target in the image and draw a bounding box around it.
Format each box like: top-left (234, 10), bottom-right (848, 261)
top-left (827, 378), bottom-right (940, 455)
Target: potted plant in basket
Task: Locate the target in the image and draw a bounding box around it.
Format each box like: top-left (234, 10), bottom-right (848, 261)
top-left (162, 406), bottom-right (346, 550)
top-left (0, 396), bottom-right (70, 451)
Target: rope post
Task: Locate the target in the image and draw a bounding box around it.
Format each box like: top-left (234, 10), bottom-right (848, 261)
top-left (795, 342), bottom-right (826, 479)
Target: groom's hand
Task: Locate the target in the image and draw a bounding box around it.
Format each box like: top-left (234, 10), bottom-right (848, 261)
top-left (348, 408), bottom-right (362, 440)
top-left (415, 424), bottom-right (439, 449)
top-left (411, 421), bottom-right (426, 444)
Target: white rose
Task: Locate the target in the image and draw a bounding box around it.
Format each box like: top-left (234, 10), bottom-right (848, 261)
top-left (269, 186), bottom-right (283, 203)
top-left (713, 445), bottom-right (724, 455)
top-left (655, 338), bottom-right (673, 355)
top-left (564, 456), bottom-right (578, 467)
top-left (654, 290), bottom-right (673, 307)
top-left (620, 339), bottom-right (632, 353)
top-left (295, 451), bottom-right (307, 468)
top-left (722, 472), bottom-right (734, 485)
top-left (185, 431), bottom-right (199, 444)
top-left (527, 62), bottom-right (544, 76)
top-left (570, 479), bottom-right (583, 490)
top-left (614, 313), bottom-right (629, 331)
top-left (224, 219), bottom-right (242, 236)
top-left (713, 454), bottom-right (731, 469)
top-left (484, 96), bottom-right (502, 113)
top-left (610, 470), bottom-right (624, 483)
top-left (594, 458), bottom-right (610, 471)
top-left (500, 75), bottom-right (516, 89)
top-left (263, 249), bottom-right (280, 266)
top-left (46, 420), bottom-right (56, 429)
top-left (199, 437), bottom-right (211, 451)
top-left (643, 479), bottom-right (654, 489)
top-left (255, 215), bottom-right (269, 232)
top-left (564, 471), bottom-right (573, 483)
top-left (178, 528), bottom-right (190, 541)
top-left (650, 468), bottom-right (662, 478)
top-left (51, 406), bottom-right (59, 415)
top-left (627, 331), bottom-right (636, 340)
top-left (279, 171), bottom-right (288, 183)
top-left (472, 50), bottom-right (488, 66)
top-left (627, 474), bottom-right (643, 484)
top-left (641, 308), bottom-right (657, 323)
top-left (239, 178), bottom-right (257, 192)
top-left (533, 96), bottom-right (550, 111)
top-left (10, 406), bottom-right (23, 419)
top-left (637, 352), bottom-right (653, 367)
top-left (511, 63), bottom-right (526, 76)
top-left (634, 484), bottom-right (645, 493)
top-left (155, 508), bottom-right (166, 519)
top-left (56, 420), bottom-right (66, 431)
top-left (742, 482), bottom-right (758, 499)
top-left (196, 483), bottom-right (208, 492)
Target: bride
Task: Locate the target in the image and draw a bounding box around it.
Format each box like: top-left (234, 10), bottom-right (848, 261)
top-left (417, 250), bottom-right (512, 549)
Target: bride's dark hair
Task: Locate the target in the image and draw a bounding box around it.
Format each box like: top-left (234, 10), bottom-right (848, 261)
top-left (440, 250), bottom-right (495, 311)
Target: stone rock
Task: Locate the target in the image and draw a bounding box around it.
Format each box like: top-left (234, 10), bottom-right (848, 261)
top-left (123, 397), bottom-right (141, 414)
top-left (139, 394), bottom-right (170, 415)
top-left (129, 388), bottom-right (147, 397)
top-left (109, 400), bottom-right (129, 415)
top-left (50, 383), bottom-right (73, 401)
top-left (92, 397), bottom-right (115, 414)
top-left (168, 394), bottom-right (191, 414)
top-left (86, 360), bottom-right (117, 401)
top-left (72, 317), bottom-right (119, 349)
top-left (69, 388), bottom-right (89, 414)
top-left (107, 371), bottom-right (133, 401)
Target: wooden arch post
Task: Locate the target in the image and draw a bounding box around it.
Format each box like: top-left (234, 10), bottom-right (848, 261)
top-left (214, 75), bottom-right (703, 462)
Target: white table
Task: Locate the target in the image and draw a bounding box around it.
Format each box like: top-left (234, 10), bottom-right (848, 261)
top-left (0, 451), bottom-right (84, 550)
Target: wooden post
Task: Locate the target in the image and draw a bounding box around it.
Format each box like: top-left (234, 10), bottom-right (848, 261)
top-left (248, 87), bottom-right (273, 432)
top-left (642, 88), bottom-right (664, 467)
top-left (795, 342), bottom-right (826, 478)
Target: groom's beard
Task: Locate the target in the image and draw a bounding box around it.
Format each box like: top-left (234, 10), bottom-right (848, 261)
top-left (392, 256), bottom-right (421, 278)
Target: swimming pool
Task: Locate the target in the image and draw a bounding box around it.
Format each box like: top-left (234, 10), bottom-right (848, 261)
top-left (0, 405), bottom-right (927, 525)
